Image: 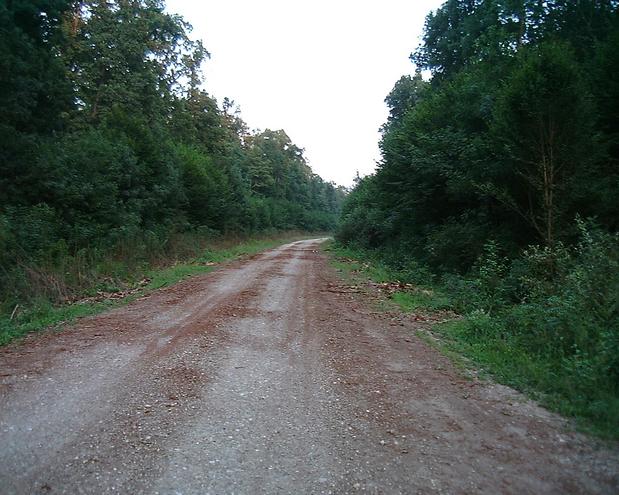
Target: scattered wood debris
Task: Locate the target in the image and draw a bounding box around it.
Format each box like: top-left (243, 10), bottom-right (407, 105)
top-left (322, 282), bottom-right (362, 294)
top-left (71, 278), bottom-right (152, 305)
top-left (10, 304), bottom-right (20, 320)
top-left (367, 281), bottom-right (433, 296)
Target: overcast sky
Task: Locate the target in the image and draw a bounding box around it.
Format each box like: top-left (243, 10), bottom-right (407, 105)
top-left (165, 0), bottom-right (444, 187)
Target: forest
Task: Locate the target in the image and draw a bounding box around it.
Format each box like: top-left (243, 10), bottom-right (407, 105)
top-left (2, 0), bottom-right (618, 437)
top-left (0, 0), bottom-right (345, 313)
top-left (337, 0), bottom-right (619, 436)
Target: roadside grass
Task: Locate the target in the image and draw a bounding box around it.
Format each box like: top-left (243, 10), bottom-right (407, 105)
top-left (437, 317), bottom-right (619, 439)
top-left (325, 241), bottom-right (619, 441)
top-left (436, 317), bottom-right (549, 390)
top-left (146, 264), bottom-right (215, 291)
top-left (0, 233), bottom-right (316, 346)
top-left (325, 241), bottom-right (451, 311)
top-left (390, 291), bottom-right (452, 312)
top-left (0, 298), bottom-right (116, 346)
top-left (146, 236), bottom-right (298, 290)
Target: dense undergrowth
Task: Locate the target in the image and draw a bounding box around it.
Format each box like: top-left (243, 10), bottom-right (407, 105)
top-left (328, 224), bottom-right (619, 440)
top-left (0, 231), bottom-right (313, 346)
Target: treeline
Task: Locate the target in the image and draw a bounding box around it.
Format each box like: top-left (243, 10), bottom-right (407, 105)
top-left (338, 1), bottom-right (619, 435)
top-left (0, 1), bottom-right (344, 306)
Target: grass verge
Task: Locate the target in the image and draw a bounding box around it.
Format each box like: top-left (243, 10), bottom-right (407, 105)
top-left (0, 233), bottom-right (316, 346)
top-left (325, 240), bottom-right (619, 441)
top-left (325, 241), bottom-right (451, 311)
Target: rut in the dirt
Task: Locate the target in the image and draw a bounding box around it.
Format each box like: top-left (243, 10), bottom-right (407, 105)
top-left (0, 239), bottom-right (617, 494)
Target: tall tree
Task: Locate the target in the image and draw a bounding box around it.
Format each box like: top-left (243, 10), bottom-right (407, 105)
top-left (0, 0), bottom-right (73, 206)
top-left (490, 42), bottom-right (594, 247)
top-left (63, 0), bottom-right (205, 123)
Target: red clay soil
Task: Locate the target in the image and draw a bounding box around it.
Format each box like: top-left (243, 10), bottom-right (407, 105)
top-left (0, 239), bottom-right (617, 494)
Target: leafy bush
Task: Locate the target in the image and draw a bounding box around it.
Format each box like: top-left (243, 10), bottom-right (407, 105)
top-left (505, 222), bottom-right (618, 374)
top-left (334, 219), bottom-right (619, 437)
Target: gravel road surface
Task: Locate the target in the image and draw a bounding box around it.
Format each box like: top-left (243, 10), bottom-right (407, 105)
top-left (1, 239), bottom-right (618, 494)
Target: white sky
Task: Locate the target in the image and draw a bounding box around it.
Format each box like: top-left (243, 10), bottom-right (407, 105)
top-left (165, 0), bottom-right (444, 187)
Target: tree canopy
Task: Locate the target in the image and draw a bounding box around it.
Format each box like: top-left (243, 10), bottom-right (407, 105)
top-left (340, 0), bottom-right (619, 271)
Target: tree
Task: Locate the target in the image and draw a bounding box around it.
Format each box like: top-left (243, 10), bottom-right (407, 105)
top-left (0, 0), bottom-right (72, 134)
top-left (0, 0), bottom-right (344, 301)
top-left (383, 72), bottom-right (429, 129)
top-left (0, 0), bottom-right (73, 206)
top-left (63, 0), bottom-right (205, 123)
top-left (491, 42), bottom-right (595, 247)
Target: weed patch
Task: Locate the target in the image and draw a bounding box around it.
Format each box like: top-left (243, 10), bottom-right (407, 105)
top-left (1, 233), bottom-right (315, 346)
top-left (327, 238), bottom-right (619, 440)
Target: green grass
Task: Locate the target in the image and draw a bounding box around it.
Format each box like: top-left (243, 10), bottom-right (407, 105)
top-left (1, 233), bottom-right (313, 346)
top-left (326, 240), bottom-right (451, 311)
top-left (391, 290), bottom-right (452, 312)
top-left (0, 298), bottom-right (116, 346)
top-left (435, 316), bottom-right (619, 439)
top-left (435, 316), bottom-right (549, 389)
top-left (144, 237), bottom-right (292, 290)
top-left (144, 264), bottom-right (215, 291)
top-left (325, 241), bottom-right (619, 441)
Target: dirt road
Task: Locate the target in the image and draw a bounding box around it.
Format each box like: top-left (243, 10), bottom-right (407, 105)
top-left (1, 239), bottom-right (617, 494)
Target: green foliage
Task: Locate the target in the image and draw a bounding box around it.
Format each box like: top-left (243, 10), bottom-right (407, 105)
top-left (490, 42), bottom-right (595, 247)
top-left (0, 0), bottom-right (72, 135)
top-left (336, 176), bottom-right (392, 249)
top-left (337, 1), bottom-right (619, 437)
top-left (176, 144), bottom-right (228, 230)
top-left (64, 0), bottom-right (205, 124)
top-left (441, 223), bottom-right (619, 437)
top-left (0, 0), bottom-right (344, 319)
top-left (507, 224), bottom-right (618, 369)
top-left (342, 1), bottom-right (618, 272)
